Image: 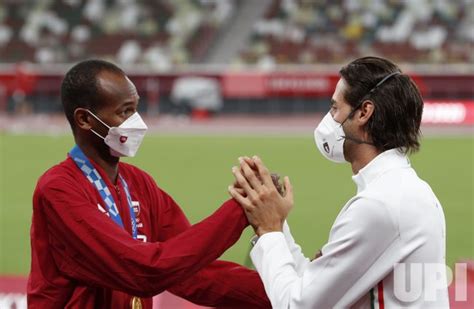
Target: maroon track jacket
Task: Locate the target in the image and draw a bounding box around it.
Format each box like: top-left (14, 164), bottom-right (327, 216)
top-left (28, 155), bottom-right (270, 308)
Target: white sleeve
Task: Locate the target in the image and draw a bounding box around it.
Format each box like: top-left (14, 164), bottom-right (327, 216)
top-left (250, 198), bottom-right (400, 309)
top-left (282, 221), bottom-right (310, 276)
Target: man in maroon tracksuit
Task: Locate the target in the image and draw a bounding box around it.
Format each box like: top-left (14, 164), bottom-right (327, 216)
top-left (28, 60), bottom-right (270, 308)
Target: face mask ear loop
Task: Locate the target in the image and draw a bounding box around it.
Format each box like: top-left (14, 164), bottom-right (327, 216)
top-left (341, 100), bottom-right (364, 127)
top-left (340, 100), bottom-right (374, 145)
top-left (87, 110), bottom-right (111, 140)
top-left (90, 128), bottom-right (105, 140)
top-left (87, 110), bottom-right (111, 130)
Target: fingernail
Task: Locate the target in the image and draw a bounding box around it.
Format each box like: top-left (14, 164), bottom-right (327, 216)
top-left (232, 166), bottom-right (236, 172)
top-left (238, 157), bottom-right (243, 163)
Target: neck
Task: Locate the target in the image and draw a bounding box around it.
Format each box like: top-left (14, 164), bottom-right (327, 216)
top-left (76, 138), bottom-right (120, 183)
top-left (347, 143), bottom-right (381, 175)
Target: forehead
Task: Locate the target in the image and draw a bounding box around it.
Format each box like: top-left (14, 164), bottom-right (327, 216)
top-left (332, 78), bottom-right (349, 106)
top-left (96, 71), bottom-right (138, 108)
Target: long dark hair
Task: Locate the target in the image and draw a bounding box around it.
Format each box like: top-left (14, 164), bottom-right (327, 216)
top-left (340, 56), bottom-right (424, 154)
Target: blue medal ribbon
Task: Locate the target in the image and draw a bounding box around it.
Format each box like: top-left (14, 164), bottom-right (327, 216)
top-left (69, 145), bottom-right (138, 239)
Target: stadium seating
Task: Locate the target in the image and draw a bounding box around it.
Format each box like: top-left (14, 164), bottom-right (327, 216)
top-left (236, 0), bottom-right (473, 66)
top-left (0, 0), bottom-right (231, 67)
top-left (0, 0), bottom-right (472, 66)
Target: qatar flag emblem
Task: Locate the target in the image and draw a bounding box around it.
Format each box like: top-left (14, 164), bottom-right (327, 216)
top-left (119, 136), bottom-right (128, 143)
top-left (323, 142), bottom-right (330, 153)
top-left (132, 201), bottom-right (140, 217)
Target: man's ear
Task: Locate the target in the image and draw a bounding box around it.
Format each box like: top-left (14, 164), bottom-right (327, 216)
top-left (356, 100), bottom-right (375, 125)
top-left (74, 108), bottom-right (92, 130)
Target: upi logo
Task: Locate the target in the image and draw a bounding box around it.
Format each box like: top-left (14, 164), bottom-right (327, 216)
top-left (393, 263), bottom-right (467, 302)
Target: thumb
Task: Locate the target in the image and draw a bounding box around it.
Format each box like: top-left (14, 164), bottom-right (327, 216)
top-left (283, 176), bottom-right (293, 202)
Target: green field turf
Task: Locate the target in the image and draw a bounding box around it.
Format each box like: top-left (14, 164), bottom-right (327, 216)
top-left (0, 133), bottom-right (473, 275)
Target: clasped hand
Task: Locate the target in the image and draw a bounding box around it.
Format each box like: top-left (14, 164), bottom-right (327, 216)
top-left (228, 156), bottom-right (294, 236)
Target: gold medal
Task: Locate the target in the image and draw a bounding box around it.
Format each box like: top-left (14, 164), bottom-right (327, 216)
top-left (130, 296), bottom-right (142, 309)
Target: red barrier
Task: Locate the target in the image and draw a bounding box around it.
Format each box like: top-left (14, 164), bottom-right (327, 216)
top-left (221, 72), bottom-right (474, 99)
top-left (0, 69), bottom-right (472, 99)
top-left (0, 65), bottom-right (37, 96)
top-left (423, 101), bottom-right (474, 125)
top-left (222, 71), bottom-right (266, 97)
top-left (263, 72), bottom-right (339, 97)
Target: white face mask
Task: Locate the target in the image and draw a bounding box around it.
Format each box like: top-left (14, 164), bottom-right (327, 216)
top-left (313, 112), bottom-right (347, 163)
top-left (88, 111), bottom-right (148, 157)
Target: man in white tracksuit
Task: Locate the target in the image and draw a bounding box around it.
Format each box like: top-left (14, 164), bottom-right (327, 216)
top-left (229, 57), bottom-right (449, 308)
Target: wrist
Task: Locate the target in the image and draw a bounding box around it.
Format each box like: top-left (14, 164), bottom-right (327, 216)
top-left (255, 225), bottom-right (283, 237)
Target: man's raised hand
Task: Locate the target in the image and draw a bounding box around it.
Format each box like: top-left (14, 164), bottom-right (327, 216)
top-left (228, 156), bottom-right (293, 236)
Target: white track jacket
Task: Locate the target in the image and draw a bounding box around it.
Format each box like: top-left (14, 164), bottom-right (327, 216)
top-left (251, 149), bottom-right (449, 308)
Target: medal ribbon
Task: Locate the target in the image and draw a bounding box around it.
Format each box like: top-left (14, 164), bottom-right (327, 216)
top-left (69, 145), bottom-right (138, 239)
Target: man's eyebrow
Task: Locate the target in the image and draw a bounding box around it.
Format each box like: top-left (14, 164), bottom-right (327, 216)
top-left (124, 95), bottom-right (140, 105)
top-left (330, 99), bottom-right (337, 106)
top-left (116, 100), bottom-right (138, 111)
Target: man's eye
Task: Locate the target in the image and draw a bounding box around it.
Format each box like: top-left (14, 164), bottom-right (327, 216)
top-left (122, 108), bottom-right (134, 116)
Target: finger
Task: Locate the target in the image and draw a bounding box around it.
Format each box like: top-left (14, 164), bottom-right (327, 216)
top-left (252, 156), bottom-right (273, 187)
top-left (239, 158), bottom-right (263, 192)
top-left (239, 156), bottom-right (258, 172)
top-left (271, 173), bottom-right (284, 195)
top-left (283, 176), bottom-right (294, 201)
top-left (232, 166), bottom-right (259, 201)
top-left (230, 182), bottom-right (246, 195)
top-left (233, 180), bottom-right (242, 189)
top-left (228, 186), bottom-right (251, 208)
top-left (242, 156), bottom-right (257, 169)
top-left (234, 187), bottom-right (246, 196)
top-left (228, 186), bottom-right (255, 212)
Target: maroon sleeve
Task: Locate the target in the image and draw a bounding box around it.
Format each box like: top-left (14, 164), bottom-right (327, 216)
top-left (37, 176), bottom-right (249, 298)
top-left (151, 186), bottom-right (271, 308)
top-left (168, 261), bottom-right (271, 308)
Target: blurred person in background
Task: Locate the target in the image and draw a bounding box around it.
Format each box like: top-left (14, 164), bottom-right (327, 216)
top-left (28, 59), bottom-right (271, 309)
top-left (229, 57), bottom-right (449, 308)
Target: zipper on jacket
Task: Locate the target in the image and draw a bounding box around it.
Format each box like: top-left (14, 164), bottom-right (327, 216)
top-left (115, 185), bottom-right (122, 207)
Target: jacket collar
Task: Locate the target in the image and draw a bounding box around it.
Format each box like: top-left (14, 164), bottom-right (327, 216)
top-left (351, 148), bottom-right (410, 193)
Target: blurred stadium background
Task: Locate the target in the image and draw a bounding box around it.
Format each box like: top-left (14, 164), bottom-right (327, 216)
top-left (0, 0), bottom-right (473, 308)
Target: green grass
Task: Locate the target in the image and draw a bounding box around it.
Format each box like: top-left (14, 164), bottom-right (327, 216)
top-left (0, 133), bottom-right (473, 275)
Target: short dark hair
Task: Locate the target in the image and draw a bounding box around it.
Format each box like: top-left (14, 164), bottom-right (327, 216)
top-left (340, 56), bottom-right (424, 154)
top-left (61, 59), bottom-right (124, 130)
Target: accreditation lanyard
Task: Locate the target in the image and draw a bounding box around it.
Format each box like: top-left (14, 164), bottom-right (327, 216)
top-left (69, 145), bottom-right (138, 239)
